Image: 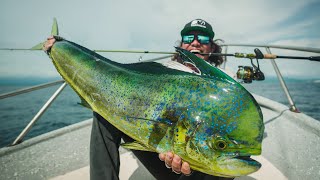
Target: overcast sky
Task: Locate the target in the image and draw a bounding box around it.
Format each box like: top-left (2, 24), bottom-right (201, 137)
top-left (0, 0), bottom-right (319, 79)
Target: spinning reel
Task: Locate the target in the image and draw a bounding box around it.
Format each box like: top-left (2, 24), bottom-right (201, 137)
top-left (236, 48), bottom-right (265, 83)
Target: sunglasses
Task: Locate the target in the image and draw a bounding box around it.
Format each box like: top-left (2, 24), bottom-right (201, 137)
top-left (182, 34), bottom-right (210, 44)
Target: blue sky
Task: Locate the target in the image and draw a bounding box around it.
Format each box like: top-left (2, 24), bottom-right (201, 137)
top-left (0, 0), bottom-right (319, 79)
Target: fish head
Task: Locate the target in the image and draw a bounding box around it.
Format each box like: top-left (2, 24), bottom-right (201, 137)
top-left (185, 124), bottom-right (262, 177)
top-left (173, 81), bottom-right (264, 177)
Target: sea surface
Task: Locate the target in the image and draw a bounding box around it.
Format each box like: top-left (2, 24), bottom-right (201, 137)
top-left (0, 78), bottom-right (319, 148)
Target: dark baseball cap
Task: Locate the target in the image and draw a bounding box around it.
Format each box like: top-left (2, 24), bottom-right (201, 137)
top-left (180, 19), bottom-right (215, 39)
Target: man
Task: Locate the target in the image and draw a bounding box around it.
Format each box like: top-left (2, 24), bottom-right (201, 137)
top-left (44, 19), bottom-right (232, 180)
top-left (159, 19), bottom-right (233, 180)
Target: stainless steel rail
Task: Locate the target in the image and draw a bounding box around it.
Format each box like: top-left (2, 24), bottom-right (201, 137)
top-left (0, 79), bottom-right (66, 145)
top-left (11, 82), bottom-right (67, 146)
top-left (0, 80), bottom-right (65, 100)
top-left (220, 43), bottom-right (320, 112)
top-left (265, 47), bottom-right (298, 112)
top-left (222, 44), bottom-right (320, 53)
top-left (1, 80), bottom-right (66, 145)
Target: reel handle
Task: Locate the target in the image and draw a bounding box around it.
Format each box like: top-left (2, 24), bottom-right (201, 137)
top-left (254, 48), bottom-right (264, 59)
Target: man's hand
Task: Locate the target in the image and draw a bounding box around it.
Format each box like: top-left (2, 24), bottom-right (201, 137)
top-left (159, 152), bottom-right (192, 176)
top-left (43, 36), bottom-right (56, 52)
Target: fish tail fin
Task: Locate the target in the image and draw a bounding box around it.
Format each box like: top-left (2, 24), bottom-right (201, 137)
top-left (30, 42), bottom-right (44, 50)
top-left (51, 18), bottom-right (59, 36)
top-left (31, 18), bottom-right (59, 50)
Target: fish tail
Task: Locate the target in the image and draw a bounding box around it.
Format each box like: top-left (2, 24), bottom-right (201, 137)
top-left (51, 18), bottom-right (59, 36)
top-left (31, 18), bottom-right (59, 50)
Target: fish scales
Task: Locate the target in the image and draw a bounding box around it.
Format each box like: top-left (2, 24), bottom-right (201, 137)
top-left (48, 40), bottom-right (264, 177)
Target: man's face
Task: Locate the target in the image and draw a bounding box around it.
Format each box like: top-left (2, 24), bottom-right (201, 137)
top-left (181, 31), bottom-right (214, 61)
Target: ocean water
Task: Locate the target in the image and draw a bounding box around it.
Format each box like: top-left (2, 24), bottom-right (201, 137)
top-left (243, 79), bottom-right (320, 120)
top-left (0, 83), bottom-right (92, 148)
top-left (0, 78), bottom-right (319, 148)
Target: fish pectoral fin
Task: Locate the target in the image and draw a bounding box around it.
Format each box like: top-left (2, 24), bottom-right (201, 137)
top-left (78, 97), bottom-right (92, 109)
top-left (121, 141), bottom-right (155, 152)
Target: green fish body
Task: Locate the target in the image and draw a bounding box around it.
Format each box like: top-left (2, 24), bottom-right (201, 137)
top-left (49, 39), bottom-right (264, 177)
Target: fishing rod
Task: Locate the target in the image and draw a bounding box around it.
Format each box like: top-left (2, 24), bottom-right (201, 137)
top-left (91, 49), bottom-right (320, 61)
top-left (93, 49), bottom-right (175, 55)
top-left (0, 48), bottom-right (43, 51)
top-left (226, 52), bottom-right (320, 62)
top-left (0, 47), bottom-right (176, 54)
top-left (1, 47), bottom-right (319, 61)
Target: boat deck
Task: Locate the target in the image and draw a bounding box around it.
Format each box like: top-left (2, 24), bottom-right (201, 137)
top-left (1, 94), bottom-right (319, 180)
top-left (50, 151), bottom-right (287, 180)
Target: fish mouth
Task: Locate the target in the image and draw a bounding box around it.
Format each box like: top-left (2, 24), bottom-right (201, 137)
top-left (211, 155), bottom-right (261, 177)
top-left (234, 155), bottom-right (255, 162)
top-left (232, 155), bottom-right (261, 168)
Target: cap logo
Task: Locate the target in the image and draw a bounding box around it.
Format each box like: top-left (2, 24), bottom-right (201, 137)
top-left (191, 20), bottom-right (206, 28)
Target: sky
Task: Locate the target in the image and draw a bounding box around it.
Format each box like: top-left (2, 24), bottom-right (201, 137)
top-left (0, 0), bottom-right (319, 80)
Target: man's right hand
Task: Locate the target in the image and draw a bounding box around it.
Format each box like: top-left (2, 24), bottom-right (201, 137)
top-left (43, 36), bottom-right (56, 52)
top-left (159, 152), bottom-right (192, 176)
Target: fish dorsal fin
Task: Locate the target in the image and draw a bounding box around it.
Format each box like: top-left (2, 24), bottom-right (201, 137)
top-left (175, 47), bottom-right (237, 83)
top-left (31, 18), bottom-right (59, 50)
top-left (121, 141), bottom-right (155, 152)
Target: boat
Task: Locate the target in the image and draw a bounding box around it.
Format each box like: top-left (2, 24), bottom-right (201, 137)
top-left (0, 44), bottom-right (319, 180)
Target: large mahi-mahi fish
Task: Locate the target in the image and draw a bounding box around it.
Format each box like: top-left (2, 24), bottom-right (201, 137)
top-left (45, 25), bottom-right (264, 177)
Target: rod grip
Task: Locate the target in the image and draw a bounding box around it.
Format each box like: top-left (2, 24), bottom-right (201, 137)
top-left (263, 54), bottom-right (277, 59)
top-left (309, 56), bottom-right (320, 61)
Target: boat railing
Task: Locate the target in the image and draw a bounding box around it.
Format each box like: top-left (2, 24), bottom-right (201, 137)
top-left (0, 80), bottom-right (67, 146)
top-left (220, 44), bottom-right (320, 112)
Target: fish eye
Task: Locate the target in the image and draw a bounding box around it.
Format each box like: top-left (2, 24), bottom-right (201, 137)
top-left (215, 140), bottom-right (227, 150)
